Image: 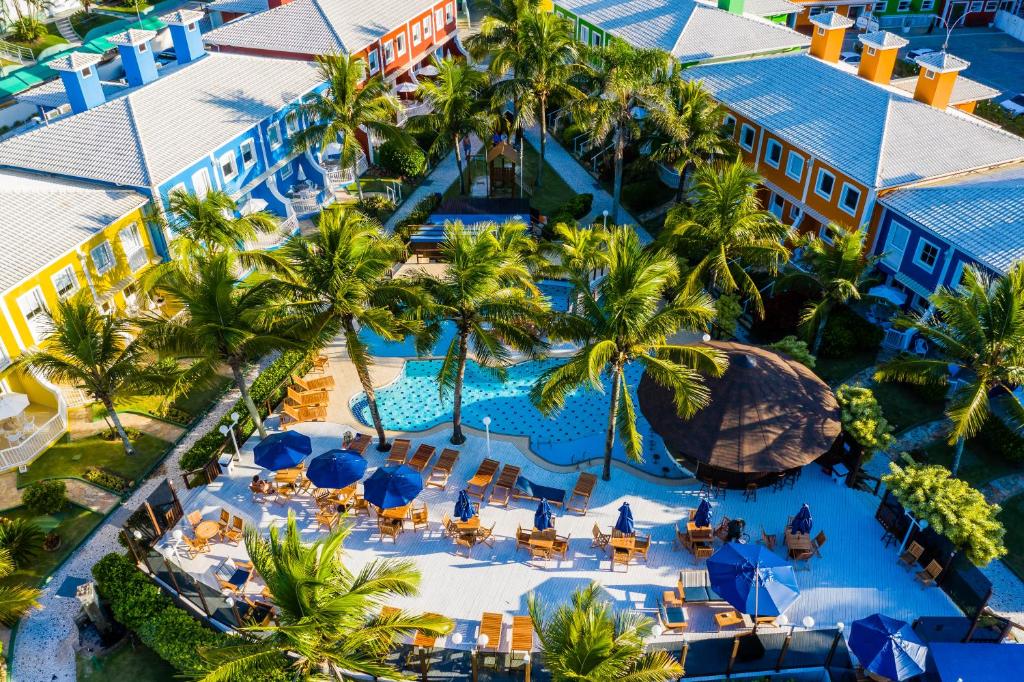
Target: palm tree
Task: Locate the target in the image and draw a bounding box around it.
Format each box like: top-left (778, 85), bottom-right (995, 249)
top-left (14, 293), bottom-right (175, 455)
top-left (776, 224), bottom-right (878, 354)
top-left (875, 264), bottom-right (1024, 477)
top-left (137, 253), bottom-right (303, 440)
top-left (579, 42), bottom-right (672, 224)
top-left (660, 160), bottom-right (790, 317)
top-left (540, 223), bottom-right (610, 293)
top-left (649, 78), bottom-right (735, 202)
top-left (464, 0), bottom-right (538, 63)
top-left (165, 189), bottom-right (278, 256)
top-left (294, 53), bottom-right (406, 200)
top-left (529, 582), bottom-right (683, 682)
top-left (408, 57), bottom-right (494, 195)
top-left (268, 208), bottom-right (424, 451)
top-left (198, 512), bottom-right (451, 680)
top-left (0, 548), bottom-right (40, 626)
top-left (417, 222), bottom-right (549, 444)
top-left (532, 228), bottom-right (726, 480)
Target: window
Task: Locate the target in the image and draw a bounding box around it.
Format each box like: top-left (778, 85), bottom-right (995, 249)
top-left (867, 46), bottom-right (877, 57)
top-left (191, 168), bottom-right (212, 200)
top-left (882, 222), bottom-right (909, 268)
top-left (120, 224), bottom-right (147, 272)
top-left (816, 26), bottom-right (825, 36)
top-left (722, 115), bottom-right (736, 136)
top-left (240, 140), bottom-right (255, 167)
top-left (435, 9), bottom-right (443, 31)
top-left (914, 240), bottom-right (940, 271)
top-left (815, 169), bottom-right (835, 199)
top-left (920, 0), bottom-right (935, 8)
top-left (896, 0), bottom-right (910, 10)
top-left (82, 66), bottom-right (93, 78)
top-left (764, 139), bottom-right (783, 168)
top-left (280, 164), bottom-right (293, 180)
top-left (984, 0), bottom-right (997, 9)
top-left (384, 40), bottom-right (395, 64)
top-left (16, 288), bottom-right (48, 343)
top-left (51, 265), bottom-right (78, 300)
top-left (785, 151), bottom-right (804, 180)
top-left (580, 25), bottom-right (590, 44)
top-left (368, 49), bottom-right (380, 74)
top-left (739, 123), bottom-right (756, 151)
top-left (873, 1), bottom-right (886, 11)
top-left (91, 240), bottom-right (115, 274)
top-left (423, 17), bottom-right (432, 38)
top-left (950, 261), bottom-right (969, 290)
top-left (969, 0), bottom-right (983, 9)
top-left (592, 33), bottom-right (602, 47)
top-left (924, 69), bottom-right (936, 79)
top-left (396, 32), bottom-right (406, 57)
top-left (445, 2), bottom-right (453, 23)
top-left (219, 151), bottom-right (238, 181)
top-left (284, 111), bottom-right (299, 136)
top-left (769, 193), bottom-right (785, 219)
top-left (412, 23), bottom-right (421, 45)
top-left (267, 122), bottom-right (282, 149)
top-left (839, 183), bottom-right (861, 215)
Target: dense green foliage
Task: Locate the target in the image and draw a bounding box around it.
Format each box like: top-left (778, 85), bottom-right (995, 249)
top-left (378, 138), bottom-right (427, 177)
top-left (835, 384), bottom-right (894, 452)
top-left (820, 306), bottom-right (884, 358)
top-left (353, 195), bottom-right (397, 222)
top-left (713, 293), bottom-right (742, 340)
top-left (83, 467), bottom-right (131, 493)
top-left (976, 416), bottom-right (1024, 464)
top-left (0, 518), bottom-right (43, 568)
top-left (769, 336), bottom-right (815, 369)
top-left (395, 193), bottom-right (443, 240)
top-left (22, 480), bottom-right (67, 516)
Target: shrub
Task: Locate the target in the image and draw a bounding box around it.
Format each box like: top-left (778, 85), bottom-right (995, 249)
top-left (620, 179), bottom-right (665, 211)
top-left (714, 293), bottom-right (743, 340)
top-left (9, 17), bottom-right (47, 42)
top-left (835, 384), bottom-right (895, 452)
top-left (22, 480), bottom-right (67, 515)
top-left (0, 517), bottom-right (43, 568)
top-left (395, 193), bottom-right (443, 241)
top-left (84, 467), bottom-right (131, 493)
top-left (770, 335), bottom-right (816, 368)
top-left (976, 416), bottom-right (1024, 463)
top-left (378, 139), bottom-right (426, 177)
top-left (137, 607), bottom-right (223, 675)
top-left (565, 193), bottom-right (593, 220)
top-left (354, 195), bottom-right (397, 223)
top-left (819, 306), bottom-right (883, 358)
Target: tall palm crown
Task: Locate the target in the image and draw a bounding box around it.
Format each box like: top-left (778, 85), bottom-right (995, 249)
top-left (649, 78), bottom-right (735, 201)
top-left (464, 0), bottom-right (538, 62)
top-left (14, 293), bottom-right (174, 455)
top-left (579, 42), bottom-right (673, 224)
top-left (777, 224), bottom-right (878, 353)
top-left (417, 222), bottom-right (550, 443)
top-left (137, 253), bottom-right (302, 439)
top-left (661, 160), bottom-right (790, 317)
top-left (0, 548), bottom-right (39, 626)
top-left (529, 582), bottom-right (683, 682)
top-left (532, 228), bottom-right (726, 480)
top-left (269, 208), bottom-right (423, 451)
top-left (293, 53), bottom-right (404, 199)
top-left (875, 264), bottom-right (1024, 476)
top-left (408, 57), bottom-right (494, 195)
top-left (541, 223), bottom-right (610, 292)
top-left (199, 513), bottom-right (451, 680)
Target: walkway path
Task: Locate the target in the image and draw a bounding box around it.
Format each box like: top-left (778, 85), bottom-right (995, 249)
top-left (983, 474), bottom-right (1024, 505)
top-left (64, 479), bottom-right (119, 515)
top-left (10, 354), bottom-right (278, 682)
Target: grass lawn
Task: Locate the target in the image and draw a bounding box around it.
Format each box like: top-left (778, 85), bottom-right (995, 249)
top-left (0, 504), bottom-right (105, 588)
top-left (70, 11), bottom-right (119, 37)
top-left (94, 2), bottom-right (153, 14)
top-left (17, 432), bottom-right (171, 488)
top-left (870, 381), bottom-right (946, 434)
top-left (6, 31), bottom-right (67, 58)
top-left (114, 373), bottom-right (232, 425)
top-left (999, 493), bottom-right (1024, 581)
top-left (918, 439), bottom-right (1021, 491)
top-left (78, 641), bottom-right (176, 682)
top-left (815, 351), bottom-right (876, 387)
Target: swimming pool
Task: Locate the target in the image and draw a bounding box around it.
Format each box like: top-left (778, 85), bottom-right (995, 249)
top-left (352, 357), bottom-right (686, 479)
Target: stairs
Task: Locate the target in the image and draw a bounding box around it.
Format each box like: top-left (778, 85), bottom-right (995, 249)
top-left (54, 16), bottom-right (81, 44)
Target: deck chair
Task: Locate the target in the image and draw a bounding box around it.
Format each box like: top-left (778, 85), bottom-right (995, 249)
top-left (311, 354), bottom-right (330, 373)
top-left (658, 601), bottom-right (688, 634)
top-left (406, 444), bottom-right (436, 472)
top-left (898, 541), bottom-right (924, 569)
top-left (182, 534), bottom-right (209, 558)
top-left (386, 438), bottom-right (411, 466)
top-left (566, 472), bottom-right (597, 514)
top-left (280, 403), bottom-right (327, 429)
top-left (488, 464), bottom-right (521, 507)
top-left (916, 560), bottom-right (942, 587)
top-left (223, 516), bottom-right (244, 545)
top-left (592, 523), bottom-right (610, 550)
top-left (812, 531), bottom-right (827, 557)
top-left (187, 511), bottom-right (202, 528)
top-left (286, 385), bottom-right (328, 407)
top-left (478, 612), bottom-right (503, 651)
top-left (466, 458), bottom-right (500, 501)
top-left (760, 528), bottom-right (777, 551)
top-left (425, 448), bottom-right (460, 489)
top-left (349, 433), bottom-right (372, 454)
top-left (292, 374), bottom-right (336, 391)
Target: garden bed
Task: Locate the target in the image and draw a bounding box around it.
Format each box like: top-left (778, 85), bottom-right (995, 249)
top-left (17, 432), bottom-right (171, 489)
top-left (0, 503), bottom-right (105, 588)
top-left (113, 372), bottom-right (233, 426)
top-left (77, 640), bottom-right (176, 682)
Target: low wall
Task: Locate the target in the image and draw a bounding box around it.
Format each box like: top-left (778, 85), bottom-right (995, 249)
top-left (995, 10), bottom-right (1024, 43)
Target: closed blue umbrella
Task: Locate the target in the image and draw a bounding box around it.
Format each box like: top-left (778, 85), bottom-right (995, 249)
top-left (694, 498), bottom-right (712, 527)
top-left (254, 431), bottom-right (312, 471)
top-left (306, 449), bottom-right (367, 489)
top-left (363, 465), bottom-right (423, 509)
top-left (533, 499), bottom-right (553, 531)
top-left (848, 614), bottom-right (928, 681)
top-left (454, 490), bottom-right (475, 522)
top-left (791, 504), bottom-right (813, 535)
top-left (707, 544), bottom-right (800, 618)
top-left (614, 502), bottom-right (635, 535)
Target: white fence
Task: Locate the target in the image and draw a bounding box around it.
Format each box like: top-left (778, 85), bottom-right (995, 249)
top-left (995, 9), bottom-right (1024, 42)
top-left (0, 396), bottom-right (67, 472)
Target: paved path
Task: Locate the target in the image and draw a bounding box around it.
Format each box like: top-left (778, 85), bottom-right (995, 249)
top-left (10, 354), bottom-right (278, 682)
top-left (0, 472), bottom-right (22, 511)
top-left (64, 480), bottom-right (119, 515)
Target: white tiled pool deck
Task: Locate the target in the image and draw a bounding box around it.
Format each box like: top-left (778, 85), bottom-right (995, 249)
top-left (167, 419), bottom-right (960, 644)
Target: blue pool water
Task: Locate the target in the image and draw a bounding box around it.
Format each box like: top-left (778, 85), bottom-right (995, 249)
top-left (353, 357), bottom-right (685, 479)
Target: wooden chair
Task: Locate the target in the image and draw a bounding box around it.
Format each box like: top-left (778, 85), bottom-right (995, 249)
top-left (516, 525), bottom-right (532, 553)
top-left (410, 504), bottom-right (429, 532)
top-left (760, 528), bottom-right (777, 551)
top-left (406, 444), bottom-right (436, 472)
top-left (466, 458), bottom-right (500, 501)
top-left (528, 539), bottom-right (552, 562)
top-left (694, 544), bottom-right (714, 560)
top-left (292, 374), bottom-right (336, 392)
top-left (455, 532), bottom-right (478, 557)
top-left (217, 509), bottom-right (231, 535)
top-left (386, 438), bottom-right (411, 466)
top-left (611, 546), bottom-right (631, 571)
top-left (592, 523), bottom-right (610, 550)
top-left (280, 403), bottom-right (327, 429)
top-left (316, 508), bottom-right (338, 531)
top-left (916, 560), bottom-right (942, 587)
top-left (812, 531), bottom-right (827, 557)
top-left (223, 516), bottom-right (244, 545)
top-left (249, 480), bottom-right (271, 503)
top-left (552, 533), bottom-right (570, 560)
top-left (286, 385), bottom-right (328, 407)
top-left (182, 534), bottom-right (209, 558)
top-left (488, 464), bottom-right (521, 507)
top-left (378, 518), bottom-right (402, 542)
top-left (899, 541), bottom-right (924, 569)
top-left (633, 535), bottom-right (650, 563)
top-left (743, 483), bottom-right (757, 502)
top-left (425, 448), bottom-right (460, 489)
top-left (312, 488), bottom-right (332, 508)
top-left (477, 522), bottom-right (496, 548)
top-left (566, 472), bottom-right (597, 515)
top-left (311, 354), bottom-right (330, 373)
top-left (792, 548), bottom-right (814, 569)
top-left (440, 513), bottom-right (455, 538)
top-left (349, 433), bottom-right (372, 454)
top-left (674, 522), bottom-right (689, 551)
top-left (187, 511), bottom-right (202, 528)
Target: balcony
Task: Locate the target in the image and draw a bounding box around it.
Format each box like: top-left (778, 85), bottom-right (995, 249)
top-left (0, 374), bottom-right (67, 472)
top-left (127, 246), bottom-right (149, 273)
top-left (244, 224), bottom-right (295, 251)
top-left (396, 100), bottom-right (433, 126)
top-left (322, 151), bottom-right (368, 189)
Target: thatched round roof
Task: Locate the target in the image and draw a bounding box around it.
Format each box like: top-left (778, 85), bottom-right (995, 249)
top-left (639, 341), bottom-right (841, 474)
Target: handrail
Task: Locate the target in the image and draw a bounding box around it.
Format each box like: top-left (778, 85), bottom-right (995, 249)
top-left (0, 39), bottom-right (34, 65)
top-left (0, 402), bottom-right (67, 471)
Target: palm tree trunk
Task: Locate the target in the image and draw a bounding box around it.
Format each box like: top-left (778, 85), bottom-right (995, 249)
top-left (343, 318), bottom-right (390, 452)
top-left (811, 307), bottom-right (830, 355)
top-left (951, 436), bottom-right (966, 477)
top-left (353, 161), bottom-right (364, 200)
top-left (231, 361), bottom-right (266, 440)
top-left (454, 134), bottom-right (467, 195)
top-left (103, 398), bottom-right (135, 456)
top-left (602, 366), bottom-right (622, 481)
top-left (612, 124), bottom-right (625, 225)
top-left (536, 95), bottom-right (547, 191)
top-left (450, 328), bottom-right (469, 444)
top-left (675, 160), bottom-right (692, 203)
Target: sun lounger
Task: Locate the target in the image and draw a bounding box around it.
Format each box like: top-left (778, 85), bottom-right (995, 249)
top-left (280, 403), bottom-right (327, 429)
top-left (678, 569), bottom-right (726, 604)
top-left (488, 465), bottom-right (521, 507)
top-left (658, 601), bottom-right (688, 634)
top-left (478, 612), bottom-right (503, 651)
top-left (465, 458), bottom-right (500, 500)
top-left (511, 615), bottom-right (534, 656)
top-left (566, 472), bottom-right (597, 514)
top-left (511, 476), bottom-right (566, 507)
top-left (425, 448), bottom-right (460, 489)
top-left (386, 438), bottom-right (411, 466)
top-left (293, 374), bottom-right (336, 391)
top-left (348, 433), bottom-right (372, 454)
top-left (286, 385), bottom-right (328, 407)
top-left (406, 444), bottom-right (436, 472)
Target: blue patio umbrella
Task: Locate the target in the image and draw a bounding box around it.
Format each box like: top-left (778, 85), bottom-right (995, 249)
top-left (614, 502), bottom-right (635, 535)
top-left (454, 490), bottom-right (475, 522)
top-left (707, 544), bottom-right (800, 618)
top-left (254, 431), bottom-right (312, 471)
top-left (848, 614), bottom-right (928, 681)
top-left (306, 449), bottom-right (367, 489)
top-left (363, 465), bottom-right (423, 509)
top-left (534, 499), bottom-right (553, 531)
top-left (694, 498), bottom-right (712, 527)
top-left (790, 504), bottom-right (813, 535)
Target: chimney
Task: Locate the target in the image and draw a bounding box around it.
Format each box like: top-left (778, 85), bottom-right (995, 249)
top-left (109, 28), bottom-right (159, 87)
top-left (717, 0), bottom-right (746, 14)
top-left (808, 11), bottom-right (854, 64)
top-left (49, 52), bottom-right (105, 114)
top-left (160, 9), bottom-right (206, 65)
top-left (856, 31), bottom-right (908, 84)
top-left (913, 52), bottom-right (969, 110)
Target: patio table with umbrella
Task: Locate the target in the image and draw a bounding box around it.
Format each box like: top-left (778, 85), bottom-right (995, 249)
top-left (790, 504), bottom-right (813, 534)
top-left (614, 502), bottom-right (634, 535)
top-left (848, 614), bottom-right (927, 682)
top-left (365, 464), bottom-right (423, 521)
top-left (306, 448), bottom-right (367, 490)
top-left (533, 499), bottom-right (553, 531)
top-left (254, 431), bottom-right (312, 471)
top-left (0, 392), bottom-right (31, 444)
top-left (454, 490), bottom-right (479, 531)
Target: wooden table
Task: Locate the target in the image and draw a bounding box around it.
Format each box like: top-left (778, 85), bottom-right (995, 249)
top-left (380, 505), bottom-right (410, 520)
top-left (610, 536), bottom-right (635, 551)
top-left (194, 520), bottom-right (221, 541)
top-left (456, 516), bottom-right (480, 532)
top-left (275, 470), bottom-right (300, 484)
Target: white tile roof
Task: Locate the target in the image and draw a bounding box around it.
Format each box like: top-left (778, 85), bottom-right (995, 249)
top-left (17, 78), bottom-right (130, 109)
top-left (808, 10), bottom-right (854, 29)
top-left (48, 52), bottom-right (103, 72)
top-left (0, 171), bottom-right (147, 293)
top-left (744, 0), bottom-right (802, 15)
top-left (160, 8), bottom-right (205, 24)
top-left (0, 53), bottom-right (324, 189)
top-left (858, 30), bottom-right (908, 50)
top-left (881, 164), bottom-right (1024, 274)
top-left (916, 51), bottom-right (969, 73)
top-left (204, 0), bottom-right (438, 55)
top-left (207, 0), bottom-right (268, 13)
top-left (890, 75), bottom-right (1000, 105)
top-left (558, 0), bottom-right (808, 64)
top-left (107, 28), bottom-right (157, 46)
top-left (685, 53), bottom-right (1024, 188)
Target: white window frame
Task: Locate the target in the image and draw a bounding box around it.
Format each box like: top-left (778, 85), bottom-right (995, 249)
top-left (423, 17), bottom-right (432, 38)
top-left (219, 151), bottom-right (238, 182)
top-left (239, 139), bottom-right (256, 168)
top-left (897, 0), bottom-right (910, 10)
top-left (280, 164), bottom-right (293, 180)
top-left (17, 287), bottom-right (48, 344)
top-left (396, 32), bottom-right (406, 57)
top-left (580, 25), bottom-right (590, 44)
top-left (882, 222), bottom-right (910, 269)
top-left (769, 193), bottom-right (785, 220)
top-left (925, 69), bottom-right (936, 79)
top-left (267, 122), bottom-right (282, 149)
top-left (816, 26), bottom-right (825, 36)
top-left (384, 39), bottom-right (395, 64)
top-left (445, 2), bottom-right (453, 23)
top-left (873, 0), bottom-right (886, 10)
top-left (785, 151), bottom-right (804, 181)
top-left (367, 49), bottom-right (380, 74)
top-left (814, 169), bottom-right (836, 200)
top-left (191, 168), bottom-right (212, 200)
top-left (412, 22), bottom-right (421, 45)
top-left (723, 114), bottom-right (737, 136)
top-left (764, 139), bottom-right (783, 169)
top-left (913, 239), bottom-right (941, 272)
top-left (983, 0), bottom-right (997, 9)
top-left (839, 183), bottom-right (861, 215)
top-left (119, 223), bottom-right (147, 272)
top-left (51, 265), bottom-right (79, 300)
top-left (592, 32), bottom-right (602, 46)
top-left (284, 111), bottom-right (299, 137)
top-left (435, 9), bottom-right (444, 30)
top-left (920, 0), bottom-right (935, 8)
top-left (91, 240), bottom-right (116, 275)
top-left (867, 46), bottom-right (877, 57)
top-left (969, 0), bottom-right (983, 10)
top-left (739, 123), bottom-right (756, 152)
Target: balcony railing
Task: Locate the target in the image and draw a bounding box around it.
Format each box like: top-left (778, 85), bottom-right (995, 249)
top-left (323, 151), bottom-right (368, 188)
top-left (244, 226), bottom-right (293, 251)
top-left (127, 247), bottom-right (149, 273)
top-left (0, 398), bottom-right (67, 472)
top-left (396, 100), bottom-right (433, 126)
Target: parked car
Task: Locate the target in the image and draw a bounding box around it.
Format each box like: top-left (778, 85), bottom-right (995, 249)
top-left (999, 93), bottom-right (1024, 117)
top-left (903, 47), bottom-right (936, 63)
top-left (840, 51), bottom-right (861, 66)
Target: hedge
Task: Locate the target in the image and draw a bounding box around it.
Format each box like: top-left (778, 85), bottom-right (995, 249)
top-left (395, 192), bottom-right (443, 241)
top-left (819, 306), bottom-right (884, 358)
top-left (179, 349), bottom-right (314, 472)
top-left (22, 479), bottom-right (67, 515)
top-left (977, 416), bottom-right (1024, 463)
top-left (378, 138), bottom-right (426, 177)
